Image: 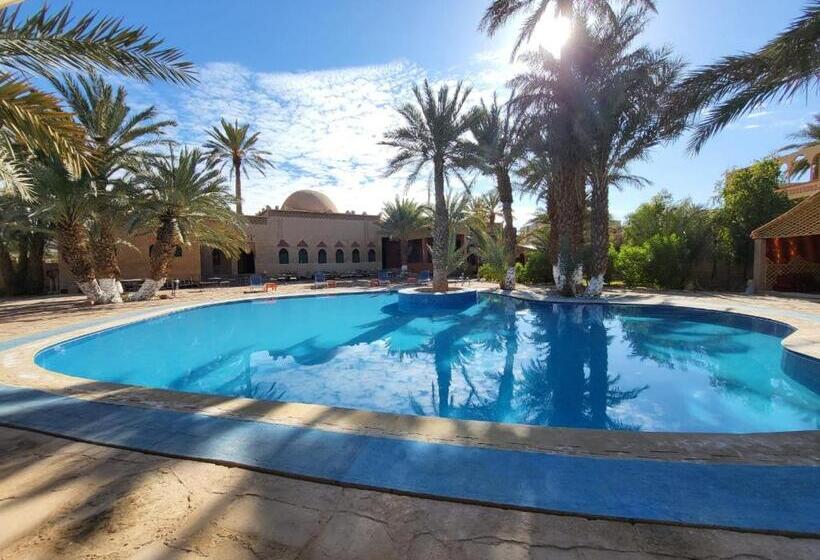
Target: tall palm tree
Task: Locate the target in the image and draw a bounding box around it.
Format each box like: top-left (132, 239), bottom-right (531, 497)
top-left (673, 3), bottom-right (819, 153)
top-left (581, 9), bottom-right (683, 295)
top-left (129, 147), bottom-right (247, 301)
top-left (470, 94), bottom-right (526, 289)
top-left (204, 119), bottom-right (274, 216)
top-left (382, 80), bottom-right (475, 292)
top-left (53, 73), bottom-right (175, 302)
top-left (379, 196), bottom-right (427, 271)
top-left (0, 3), bottom-right (195, 198)
top-left (479, 0), bottom-right (656, 57)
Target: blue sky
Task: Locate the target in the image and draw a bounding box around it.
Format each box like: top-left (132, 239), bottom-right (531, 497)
top-left (28, 0), bottom-right (819, 224)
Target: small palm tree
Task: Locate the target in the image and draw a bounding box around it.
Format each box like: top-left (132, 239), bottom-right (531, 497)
top-left (382, 80), bottom-right (475, 292)
top-left (54, 73), bottom-right (175, 302)
top-left (469, 94), bottom-right (526, 289)
top-left (30, 158), bottom-right (102, 302)
top-left (204, 119), bottom-right (274, 216)
top-left (479, 0), bottom-right (656, 57)
top-left (673, 4), bottom-right (819, 152)
top-left (380, 197), bottom-right (427, 271)
top-left (0, 4), bottom-right (195, 198)
top-left (129, 147), bottom-right (247, 301)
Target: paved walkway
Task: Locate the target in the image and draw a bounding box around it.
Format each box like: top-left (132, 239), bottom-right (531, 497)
top-left (1, 426), bottom-right (818, 560)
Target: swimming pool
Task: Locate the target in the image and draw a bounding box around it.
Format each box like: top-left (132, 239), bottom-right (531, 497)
top-left (35, 292), bottom-right (820, 433)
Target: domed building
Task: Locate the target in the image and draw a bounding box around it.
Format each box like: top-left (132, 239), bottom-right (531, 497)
top-left (280, 190), bottom-right (338, 213)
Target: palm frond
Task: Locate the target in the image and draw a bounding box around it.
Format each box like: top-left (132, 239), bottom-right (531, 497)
top-left (0, 4), bottom-right (196, 84)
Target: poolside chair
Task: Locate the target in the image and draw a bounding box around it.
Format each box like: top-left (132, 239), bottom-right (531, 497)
top-left (377, 270), bottom-right (390, 286)
top-left (249, 274), bottom-right (264, 292)
top-left (314, 271), bottom-right (328, 289)
top-left (417, 270), bottom-right (431, 285)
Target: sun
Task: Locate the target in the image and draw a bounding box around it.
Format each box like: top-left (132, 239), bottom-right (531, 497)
top-left (534, 14), bottom-right (572, 58)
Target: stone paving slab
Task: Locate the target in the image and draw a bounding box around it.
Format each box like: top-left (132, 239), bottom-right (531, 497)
top-left (1, 385), bottom-right (818, 536)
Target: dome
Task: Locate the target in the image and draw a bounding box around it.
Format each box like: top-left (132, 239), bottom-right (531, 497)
top-left (281, 190), bottom-right (338, 213)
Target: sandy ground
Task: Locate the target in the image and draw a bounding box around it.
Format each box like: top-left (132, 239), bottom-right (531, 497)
top-left (1, 427), bottom-right (818, 560)
top-left (1, 286), bottom-right (819, 558)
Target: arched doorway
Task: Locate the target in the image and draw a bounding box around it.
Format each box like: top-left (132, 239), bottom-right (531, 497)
top-left (238, 251), bottom-right (255, 274)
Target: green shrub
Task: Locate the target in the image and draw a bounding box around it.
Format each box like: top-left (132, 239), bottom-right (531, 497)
top-left (645, 233), bottom-right (684, 289)
top-left (518, 251), bottom-right (552, 284)
top-left (478, 262), bottom-right (505, 283)
top-left (613, 244), bottom-right (650, 287)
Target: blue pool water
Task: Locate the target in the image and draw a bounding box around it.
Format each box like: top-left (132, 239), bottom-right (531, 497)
top-left (36, 293), bottom-right (820, 433)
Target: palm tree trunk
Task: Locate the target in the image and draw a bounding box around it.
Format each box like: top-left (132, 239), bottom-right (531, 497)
top-left (552, 164), bottom-right (584, 296)
top-left (234, 159), bottom-right (243, 216)
top-left (586, 175), bottom-right (608, 297)
top-left (131, 218), bottom-right (176, 301)
top-left (56, 220), bottom-right (104, 303)
top-left (497, 169), bottom-right (516, 290)
top-left (24, 233), bottom-right (46, 295)
top-left (0, 240), bottom-right (18, 295)
top-left (431, 157), bottom-right (449, 292)
top-left (92, 217), bottom-right (123, 303)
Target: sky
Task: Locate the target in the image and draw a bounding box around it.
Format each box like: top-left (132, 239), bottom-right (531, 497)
top-left (24, 0), bottom-right (819, 225)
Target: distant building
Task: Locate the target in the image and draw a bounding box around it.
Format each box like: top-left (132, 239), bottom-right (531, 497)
top-left (751, 147), bottom-right (820, 294)
top-left (57, 189), bottom-right (449, 293)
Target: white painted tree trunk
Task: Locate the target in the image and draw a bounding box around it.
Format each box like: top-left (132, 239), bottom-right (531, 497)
top-left (585, 274), bottom-right (604, 297)
top-left (97, 278), bottom-right (123, 304)
top-left (129, 278), bottom-right (165, 301)
top-left (502, 266), bottom-right (516, 291)
top-left (76, 279), bottom-right (104, 304)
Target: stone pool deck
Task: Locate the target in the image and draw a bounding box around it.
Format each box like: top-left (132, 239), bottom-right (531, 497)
top-left (0, 285), bottom-right (818, 558)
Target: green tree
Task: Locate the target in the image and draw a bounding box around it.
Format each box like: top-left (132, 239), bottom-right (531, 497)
top-left (379, 197), bottom-right (427, 271)
top-left (204, 119), bottom-right (274, 216)
top-left (717, 158), bottom-right (793, 278)
top-left (0, 4), bottom-right (194, 197)
top-left (53, 73), bottom-right (175, 302)
top-left (581, 7), bottom-right (683, 295)
top-left (469, 94), bottom-right (526, 289)
top-left (128, 148), bottom-right (247, 301)
top-left (780, 114), bottom-right (819, 179)
top-left (382, 80), bottom-right (475, 292)
top-left (673, 4), bottom-right (819, 152)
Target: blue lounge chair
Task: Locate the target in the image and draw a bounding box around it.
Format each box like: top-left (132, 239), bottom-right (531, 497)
top-left (314, 272), bottom-right (328, 289)
top-left (417, 270), bottom-right (431, 285)
top-left (378, 270), bottom-right (390, 286)
top-left (249, 274), bottom-right (264, 292)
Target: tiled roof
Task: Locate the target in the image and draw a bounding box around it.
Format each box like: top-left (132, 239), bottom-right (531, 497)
top-left (752, 192), bottom-right (820, 239)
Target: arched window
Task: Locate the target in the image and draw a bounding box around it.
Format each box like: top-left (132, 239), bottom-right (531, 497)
top-left (318, 249), bottom-right (327, 264)
top-left (298, 248), bottom-right (308, 264)
top-left (367, 249), bottom-right (376, 262)
top-left (352, 248), bottom-right (360, 263)
top-left (335, 249), bottom-right (344, 263)
top-left (174, 246), bottom-right (183, 257)
top-left (278, 248), bottom-right (289, 264)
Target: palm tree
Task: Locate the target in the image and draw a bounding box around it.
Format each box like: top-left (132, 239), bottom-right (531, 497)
top-left (673, 3), bottom-right (819, 153)
top-left (30, 158), bottom-right (103, 302)
top-left (469, 94), bottom-right (526, 289)
top-left (53, 73), bottom-right (175, 302)
top-left (780, 114), bottom-right (820, 180)
top-left (581, 9), bottom-right (683, 295)
top-left (379, 197), bottom-right (427, 271)
top-left (479, 0), bottom-right (656, 58)
top-left (204, 119), bottom-right (274, 216)
top-left (0, 4), bottom-right (195, 198)
top-left (129, 147), bottom-right (247, 301)
top-left (382, 80), bottom-right (475, 292)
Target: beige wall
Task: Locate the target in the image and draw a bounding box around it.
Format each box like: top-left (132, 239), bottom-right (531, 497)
top-left (248, 211), bottom-right (382, 278)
